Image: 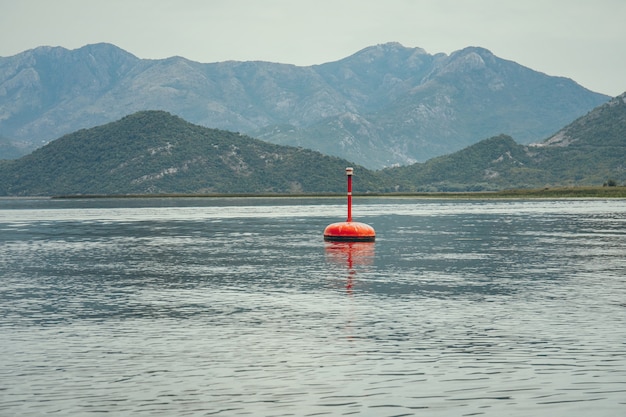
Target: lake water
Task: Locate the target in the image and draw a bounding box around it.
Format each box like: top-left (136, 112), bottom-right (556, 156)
top-left (0, 197), bottom-right (625, 416)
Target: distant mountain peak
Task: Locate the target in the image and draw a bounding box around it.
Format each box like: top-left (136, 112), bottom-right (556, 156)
top-left (342, 42), bottom-right (428, 63)
top-left (453, 46), bottom-right (495, 57)
top-left (442, 50), bottom-right (488, 73)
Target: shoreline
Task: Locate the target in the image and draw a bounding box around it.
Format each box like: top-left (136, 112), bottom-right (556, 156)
top-left (49, 186), bottom-right (626, 199)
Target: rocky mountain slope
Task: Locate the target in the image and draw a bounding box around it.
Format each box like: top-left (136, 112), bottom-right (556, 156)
top-left (0, 42), bottom-right (609, 167)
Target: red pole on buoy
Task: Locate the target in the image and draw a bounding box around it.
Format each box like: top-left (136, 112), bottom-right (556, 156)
top-left (346, 167), bottom-right (353, 222)
top-left (323, 167), bottom-right (375, 242)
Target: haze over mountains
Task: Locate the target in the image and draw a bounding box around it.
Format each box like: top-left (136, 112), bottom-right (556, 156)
top-left (0, 42), bottom-right (609, 168)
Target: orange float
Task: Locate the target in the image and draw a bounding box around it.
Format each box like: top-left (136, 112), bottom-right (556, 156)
top-left (323, 167), bottom-right (376, 242)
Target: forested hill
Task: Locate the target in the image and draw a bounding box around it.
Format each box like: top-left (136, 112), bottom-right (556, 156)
top-left (1, 92), bottom-right (624, 196)
top-left (381, 93), bottom-right (626, 191)
top-left (0, 111), bottom-right (386, 196)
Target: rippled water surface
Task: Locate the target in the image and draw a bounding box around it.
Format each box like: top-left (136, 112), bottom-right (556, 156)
top-left (1, 197), bottom-right (625, 416)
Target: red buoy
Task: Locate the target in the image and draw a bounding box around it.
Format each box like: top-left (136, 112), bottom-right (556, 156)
top-left (324, 167), bottom-right (376, 242)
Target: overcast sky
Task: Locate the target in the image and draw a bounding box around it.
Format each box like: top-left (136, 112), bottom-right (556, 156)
top-left (1, 0), bottom-right (624, 96)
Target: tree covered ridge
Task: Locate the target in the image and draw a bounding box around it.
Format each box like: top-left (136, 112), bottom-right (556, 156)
top-left (0, 111), bottom-right (386, 195)
top-left (0, 97), bottom-right (624, 196)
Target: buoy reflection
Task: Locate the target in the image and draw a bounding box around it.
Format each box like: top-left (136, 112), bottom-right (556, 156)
top-left (325, 241), bottom-right (375, 294)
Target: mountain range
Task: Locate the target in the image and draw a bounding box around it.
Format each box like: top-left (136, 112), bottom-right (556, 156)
top-left (0, 92), bottom-right (623, 196)
top-left (0, 42), bottom-right (609, 168)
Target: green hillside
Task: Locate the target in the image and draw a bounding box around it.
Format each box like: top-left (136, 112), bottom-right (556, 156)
top-left (528, 93), bottom-right (626, 186)
top-left (0, 111), bottom-right (386, 196)
top-left (381, 135), bottom-right (536, 191)
top-left (0, 92), bottom-right (624, 196)
top-left (383, 93), bottom-right (626, 191)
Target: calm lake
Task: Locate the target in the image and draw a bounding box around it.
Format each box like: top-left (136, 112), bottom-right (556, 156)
top-left (1, 197), bottom-right (625, 416)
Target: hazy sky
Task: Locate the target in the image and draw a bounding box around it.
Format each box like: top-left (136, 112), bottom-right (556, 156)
top-left (1, 0), bottom-right (624, 96)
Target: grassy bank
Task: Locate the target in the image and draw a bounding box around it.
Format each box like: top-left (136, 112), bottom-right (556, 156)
top-left (470, 186), bottom-right (626, 199)
top-left (378, 186), bottom-right (626, 199)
